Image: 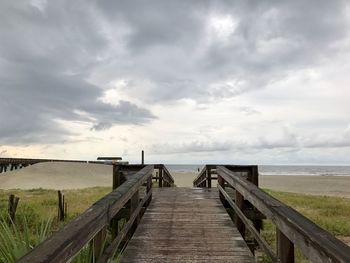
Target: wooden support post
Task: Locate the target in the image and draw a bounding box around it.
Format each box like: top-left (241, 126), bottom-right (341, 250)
top-left (113, 165), bottom-right (121, 190)
top-left (129, 191), bottom-right (140, 237)
top-left (155, 171), bottom-right (158, 182)
top-left (144, 176), bottom-right (152, 207)
top-left (57, 190), bottom-right (65, 221)
top-left (8, 194), bottom-right (19, 224)
top-left (218, 175), bottom-right (225, 204)
top-left (207, 168), bottom-right (212, 188)
top-left (235, 190), bottom-right (245, 238)
top-left (158, 168), bottom-right (163, 188)
top-left (93, 226), bottom-right (107, 261)
top-left (111, 164), bottom-right (122, 238)
top-left (251, 166), bottom-right (259, 186)
top-left (277, 229), bottom-right (294, 263)
top-left (141, 150), bottom-right (144, 165)
top-left (0, 165), bottom-right (3, 173)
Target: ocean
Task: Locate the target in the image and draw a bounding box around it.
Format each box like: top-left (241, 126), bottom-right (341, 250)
top-left (165, 164), bottom-right (350, 176)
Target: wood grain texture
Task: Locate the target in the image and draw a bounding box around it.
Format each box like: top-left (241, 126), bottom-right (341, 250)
top-left (17, 165), bottom-right (154, 263)
top-left (217, 166), bottom-right (350, 263)
top-left (120, 187), bottom-right (254, 263)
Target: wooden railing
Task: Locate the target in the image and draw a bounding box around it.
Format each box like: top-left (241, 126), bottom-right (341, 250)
top-left (155, 164), bottom-right (174, 187)
top-left (18, 165), bottom-right (155, 263)
top-left (111, 164), bottom-right (174, 187)
top-left (193, 164), bottom-right (258, 188)
top-left (216, 165), bottom-right (350, 263)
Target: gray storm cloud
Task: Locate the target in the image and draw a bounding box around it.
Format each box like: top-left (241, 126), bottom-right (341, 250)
top-left (0, 0), bottom-right (349, 152)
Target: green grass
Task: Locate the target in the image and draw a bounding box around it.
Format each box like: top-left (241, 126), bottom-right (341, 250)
top-left (0, 187), bottom-right (111, 230)
top-left (258, 190), bottom-right (350, 262)
top-left (264, 189), bottom-right (350, 236)
top-left (0, 187), bottom-right (349, 262)
top-left (0, 187), bottom-right (111, 262)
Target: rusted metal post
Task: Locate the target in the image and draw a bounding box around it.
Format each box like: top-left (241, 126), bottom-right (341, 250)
top-left (277, 229), bottom-right (295, 263)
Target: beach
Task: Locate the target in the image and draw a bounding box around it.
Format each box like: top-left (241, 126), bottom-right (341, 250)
top-left (1, 162), bottom-right (350, 198)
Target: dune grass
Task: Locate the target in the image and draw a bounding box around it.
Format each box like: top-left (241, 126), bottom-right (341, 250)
top-left (0, 187), bottom-right (111, 230)
top-left (264, 189), bottom-right (350, 237)
top-left (258, 190), bottom-right (350, 262)
top-left (0, 187), bottom-right (111, 263)
top-left (0, 187), bottom-right (349, 262)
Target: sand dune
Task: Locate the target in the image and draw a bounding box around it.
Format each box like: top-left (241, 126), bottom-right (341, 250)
top-left (0, 162), bottom-right (112, 189)
top-left (1, 163), bottom-right (350, 198)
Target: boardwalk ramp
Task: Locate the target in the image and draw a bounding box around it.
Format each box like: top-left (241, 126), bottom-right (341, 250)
top-left (120, 187), bottom-right (254, 263)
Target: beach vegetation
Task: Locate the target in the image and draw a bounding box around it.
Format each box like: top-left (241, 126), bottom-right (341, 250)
top-left (0, 187), bottom-right (349, 262)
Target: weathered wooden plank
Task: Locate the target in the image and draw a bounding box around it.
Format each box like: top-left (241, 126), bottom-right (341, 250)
top-left (120, 187), bottom-right (254, 263)
top-left (277, 229), bottom-right (294, 263)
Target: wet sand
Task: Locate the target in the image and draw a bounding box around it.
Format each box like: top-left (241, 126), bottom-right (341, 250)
top-left (1, 163), bottom-right (350, 198)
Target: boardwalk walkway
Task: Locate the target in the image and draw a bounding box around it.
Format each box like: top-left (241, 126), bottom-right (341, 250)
top-left (120, 187), bottom-right (254, 263)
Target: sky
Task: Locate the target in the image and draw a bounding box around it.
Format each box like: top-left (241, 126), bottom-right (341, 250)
top-left (1, 0), bottom-right (350, 164)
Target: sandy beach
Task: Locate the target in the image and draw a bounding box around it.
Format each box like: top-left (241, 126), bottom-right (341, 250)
top-left (1, 163), bottom-right (350, 198)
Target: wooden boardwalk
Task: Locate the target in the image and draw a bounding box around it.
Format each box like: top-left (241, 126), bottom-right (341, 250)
top-left (120, 187), bottom-right (254, 263)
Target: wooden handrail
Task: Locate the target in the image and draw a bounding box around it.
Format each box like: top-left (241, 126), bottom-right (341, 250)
top-left (161, 165), bottom-right (175, 185)
top-left (193, 165), bottom-right (207, 187)
top-left (18, 165), bottom-right (154, 263)
top-left (217, 166), bottom-right (350, 263)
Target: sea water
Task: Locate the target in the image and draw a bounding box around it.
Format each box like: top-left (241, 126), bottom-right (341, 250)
top-left (165, 164), bottom-right (350, 176)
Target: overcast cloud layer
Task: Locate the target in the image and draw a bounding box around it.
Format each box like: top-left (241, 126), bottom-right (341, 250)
top-left (1, 0), bottom-right (350, 164)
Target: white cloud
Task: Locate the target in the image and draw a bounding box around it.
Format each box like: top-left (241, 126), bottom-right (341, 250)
top-left (1, 0), bottom-right (350, 164)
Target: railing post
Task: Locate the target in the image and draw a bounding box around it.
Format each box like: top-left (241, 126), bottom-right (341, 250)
top-left (251, 166), bottom-right (259, 186)
top-left (277, 229), bottom-right (294, 263)
top-left (158, 167), bottom-right (163, 188)
top-left (93, 226), bottom-right (107, 261)
top-left (111, 165), bottom-right (122, 238)
top-left (112, 165), bottom-right (121, 190)
top-left (207, 167), bottom-right (211, 188)
top-left (218, 175), bottom-right (226, 204)
top-left (130, 191), bottom-right (140, 233)
top-left (144, 175), bottom-right (152, 207)
top-left (235, 190), bottom-right (245, 238)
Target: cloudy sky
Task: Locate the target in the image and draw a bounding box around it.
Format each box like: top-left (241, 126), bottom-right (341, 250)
top-left (1, 0), bottom-right (350, 164)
